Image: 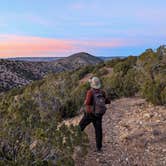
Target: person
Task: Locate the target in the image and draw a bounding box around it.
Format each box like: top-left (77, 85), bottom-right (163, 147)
top-left (79, 76), bottom-right (110, 152)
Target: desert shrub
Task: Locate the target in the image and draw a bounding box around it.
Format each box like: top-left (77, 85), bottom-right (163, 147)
top-left (94, 62), bottom-right (105, 69)
top-left (66, 82), bottom-right (91, 116)
top-left (140, 80), bottom-right (166, 105)
top-left (108, 72), bottom-right (138, 98)
top-left (102, 76), bottom-right (118, 100)
top-left (102, 56), bottom-right (139, 99)
top-left (92, 62), bottom-right (105, 74)
top-left (75, 66), bottom-right (94, 80)
top-left (0, 69), bottom-right (91, 165)
top-left (114, 56), bottom-right (137, 75)
top-left (0, 123), bottom-right (88, 165)
top-left (105, 58), bottom-right (125, 68)
top-left (104, 51), bottom-right (165, 106)
top-left (123, 69), bottom-right (139, 96)
top-left (136, 47), bottom-right (166, 105)
top-left (60, 98), bottom-right (77, 118)
top-left (52, 72), bottom-right (91, 118)
top-left (138, 49), bottom-right (157, 65)
top-left (0, 96), bottom-right (88, 165)
top-left (160, 86), bottom-right (166, 105)
top-left (93, 68), bottom-right (109, 77)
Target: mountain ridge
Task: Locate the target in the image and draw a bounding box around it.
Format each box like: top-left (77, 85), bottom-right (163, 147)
top-left (0, 52), bottom-right (102, 92)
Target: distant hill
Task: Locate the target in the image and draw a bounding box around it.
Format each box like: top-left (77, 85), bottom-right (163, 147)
top-left (54, 52), bottom-right (102, 70)
top-left (0, 52), bottom-right (102, 92)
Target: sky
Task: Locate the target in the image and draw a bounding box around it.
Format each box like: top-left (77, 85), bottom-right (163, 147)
top-left (0, 0), bottom-right (166, 58)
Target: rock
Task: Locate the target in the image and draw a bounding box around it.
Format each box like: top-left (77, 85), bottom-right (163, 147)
top-left (162, 149), bottom-right (166, 152)
top-left (152, 129), bottom-right (161, 136)
top-left (139, 121), bottom-right (143, 125)
top-left (96, 158), bottom-right (100, 162)
top-left (30, 140), bottom-right (38, 150)
top-left (156, 120), bottom-right (161, 123)
top-left (143, 113), bottom-right (151, 119)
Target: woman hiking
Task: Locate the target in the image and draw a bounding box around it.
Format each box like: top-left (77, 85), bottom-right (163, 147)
top-left (79, 76), bottom-right (110, 152)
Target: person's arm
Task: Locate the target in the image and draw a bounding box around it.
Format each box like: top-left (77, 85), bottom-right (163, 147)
top-left (84, 90), bottom-right (93, 113)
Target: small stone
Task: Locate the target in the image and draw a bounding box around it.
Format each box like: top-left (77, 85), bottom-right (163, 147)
top-left (30, 140), bottom-right (38, 150)
top-left (162, 149), bottom-right (166, 152)
top-left (152, 129), bottom-right (161, 136)
top-left (96, 158), bottom-right (100, 162)
top-left (143, 113), bottom-right (151, 119)
top-left (139, 121), bottom-right (143, 125)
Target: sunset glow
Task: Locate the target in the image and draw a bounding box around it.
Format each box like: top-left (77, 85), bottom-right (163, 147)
top-left (0, 35), bottom-right (135, 57)
top-left (0, 0), bottom-right (165, 57)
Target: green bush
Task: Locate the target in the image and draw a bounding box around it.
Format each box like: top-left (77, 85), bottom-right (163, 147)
top-left (0, 96), bottom-right (88, 165)
top-left (75, 66), bottom-right (94, 80)
top-left (92, 62), bottom-right (105, 74)
top-left (161, 86), bottom-right (166, 105)
top-left (93, 68), bottom-right (109, 77)
top-left (108, 72), bottom-right (138, 98)
top-left (140, 80), bottom-right (166, 105)
top-left (136, 47), bottom-right (166, 105)
top-left (102, 56), bottom-right (139, 99)
top-left (104, 50), bottom-right (165, 106)
top-left (0, 70), bottom-right (90, 165)
top-left (105, 58), bottom-right (125, 68)
top-left (114, 56), bottom-right (137, 75)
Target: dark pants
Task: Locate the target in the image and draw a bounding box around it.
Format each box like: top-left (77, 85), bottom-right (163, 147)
top-left (79, 113), bottom-right (103, 150)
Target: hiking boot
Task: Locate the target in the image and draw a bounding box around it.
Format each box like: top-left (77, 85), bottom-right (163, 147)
top-left (96, 148), bottom-right (103, 153)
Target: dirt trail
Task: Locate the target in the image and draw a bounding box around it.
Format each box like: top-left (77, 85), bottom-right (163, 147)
top-left (63, 97), bottom-right (166, 166)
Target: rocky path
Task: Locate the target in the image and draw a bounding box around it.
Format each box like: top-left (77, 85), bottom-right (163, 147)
top-left (63, 97), bottom-right (166, 166)
top-left (84, 98), bottom-right (133, 166)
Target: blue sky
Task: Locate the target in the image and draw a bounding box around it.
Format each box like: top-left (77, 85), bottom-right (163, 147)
top-left (0, 0), bottom-right (166, 57)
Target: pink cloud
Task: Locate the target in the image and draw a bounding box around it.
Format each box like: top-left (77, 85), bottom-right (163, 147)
top-left (0, 34), bottom-right (141, 58)
top-left (76, 39), bottom-right (125, 48)
top-left (0, 35), bottom-right (75, 58)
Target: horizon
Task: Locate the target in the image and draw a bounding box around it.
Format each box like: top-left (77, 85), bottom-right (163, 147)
top-left (2, 52), bottom-right (126, 59)
top-left (0, 0), bottom-right (166, 58)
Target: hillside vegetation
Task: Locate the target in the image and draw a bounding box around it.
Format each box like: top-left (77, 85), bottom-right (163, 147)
top-left (102, 45), bottom-right (166, 105)
top-left (0, 46), bottom-right (165, 165)
top-left (0, 52), bottom-right (102, 93)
